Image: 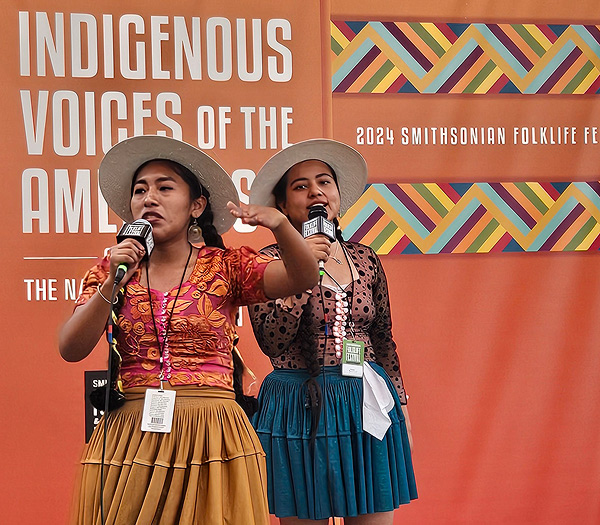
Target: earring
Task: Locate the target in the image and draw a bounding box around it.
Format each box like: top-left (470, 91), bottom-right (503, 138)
top-left (188, 217), bottom-right (204, 244)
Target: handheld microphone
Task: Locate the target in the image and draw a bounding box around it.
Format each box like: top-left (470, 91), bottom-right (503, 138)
top-left (302, 204), bottom-right (336, 275)
top-left (114, 219), bottom-right (154, 284)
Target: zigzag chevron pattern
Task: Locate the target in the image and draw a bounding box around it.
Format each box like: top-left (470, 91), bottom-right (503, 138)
top-left (331, 22), bottom-right (600, 94)
top-left (339, 182), bottom-right (600, 254)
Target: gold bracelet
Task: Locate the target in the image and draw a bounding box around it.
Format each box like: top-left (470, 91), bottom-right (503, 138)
top-left (97, 284), bottom-right (118, 304)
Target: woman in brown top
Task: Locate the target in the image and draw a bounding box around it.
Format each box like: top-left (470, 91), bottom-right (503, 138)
top-left (248, 139), bottom-right (417, 524)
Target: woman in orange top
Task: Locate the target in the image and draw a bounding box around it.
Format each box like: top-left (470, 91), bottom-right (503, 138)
top-left (59, 135), bottom-right (319, 525)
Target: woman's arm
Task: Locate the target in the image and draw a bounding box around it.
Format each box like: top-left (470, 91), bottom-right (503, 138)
top-left (366, 247), bottom-right (408, 404)
top-left (248, 287), bottom-right (311, 357)
top-left (368, 249), bottom-right (412, 447)
top-left (228, 202), bottom-right (320, 298)
top-left (58, 239), bottom-right (145, 362)
top-left (246, 244), bottom-right (311, 358)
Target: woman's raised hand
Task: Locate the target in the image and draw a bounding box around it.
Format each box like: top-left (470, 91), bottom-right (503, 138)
top-left (227, 201), bottom-right (287, 231)
top-left (303, 235), bottom-right (332, 264)
top-left (227, 201), bottom-right (319, 297)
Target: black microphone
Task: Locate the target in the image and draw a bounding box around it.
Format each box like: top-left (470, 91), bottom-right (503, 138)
top-left (302, 204), bottom-right (336, 275)
top-left (114, 219), bottom-right (154, 283)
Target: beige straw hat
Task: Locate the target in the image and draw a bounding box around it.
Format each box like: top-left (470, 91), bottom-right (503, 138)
top-left (250, 138), bottom-right (367, 215)
top-left (99, 135), bottom-right (239, 234)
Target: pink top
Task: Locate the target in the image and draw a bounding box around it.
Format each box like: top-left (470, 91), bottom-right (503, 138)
top-left (76, 246), bottom-right (273, 391)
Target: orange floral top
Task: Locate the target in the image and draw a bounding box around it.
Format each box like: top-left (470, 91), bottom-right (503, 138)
top-left (75, 246), bottom-right (273, 390)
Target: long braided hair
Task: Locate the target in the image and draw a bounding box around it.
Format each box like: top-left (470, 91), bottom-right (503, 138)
top-left (273, 163), bottom-right (344, 441)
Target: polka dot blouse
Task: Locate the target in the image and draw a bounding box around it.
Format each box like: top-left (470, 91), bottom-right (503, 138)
top-left (248, 241), bottom-right (407, 404)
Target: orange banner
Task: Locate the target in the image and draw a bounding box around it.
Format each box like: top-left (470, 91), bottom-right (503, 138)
top-left (1, 1), bottom-right (599, 524)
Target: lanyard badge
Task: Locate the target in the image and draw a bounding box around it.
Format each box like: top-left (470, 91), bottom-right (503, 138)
top-left (141, 387), bottom-right (176, 433)
top-left (341, 339), bottom-right (364, 377)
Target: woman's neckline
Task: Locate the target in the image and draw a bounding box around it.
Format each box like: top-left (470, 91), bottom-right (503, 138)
top-left (129, 245), bottom-right (208, 295)
top-left (321, 282), bottom-right (352, 292)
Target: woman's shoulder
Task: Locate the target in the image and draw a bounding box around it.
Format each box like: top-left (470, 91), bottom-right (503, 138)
top-left (74, 255), bottom-right (110, 306)
top-left (196, 244), bottom-right (276, 271)
top-left (224, 244), bottom-right (278, 260)
top-left (344, 241), bottom-right (382, 276)
top-left (82, 255), bottom-right (111, 284)
top-left (344, 240), bottom-right (377, 259)
top-left (198, 245), bottom-right (225, 255)
top-left (198, 244), bottom-right (252, 261)
top-left (189, 245), bottom-right (226, 276)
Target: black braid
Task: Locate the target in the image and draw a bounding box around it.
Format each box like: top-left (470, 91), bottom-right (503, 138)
top-left (273, 164), bottom-right (342, 442)
top-left (302, 226), bottom-right (345, 444)
top-left (332, 217), bottom-right (344, 242)
top-left (297, 295), bottom-right (323, 445)
top-left (232, 340), bottom-right (245, 400)
top-left (110, 287), bottom-right (126, 338)
top-left (231, 336), bottom-right (259, 418)
top-left (197, 196), bottom-right (225, 249)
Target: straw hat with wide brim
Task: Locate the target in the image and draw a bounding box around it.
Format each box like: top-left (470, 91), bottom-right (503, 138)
top-left (99, 135), bottom-right (239, 234)
top-left (249, 139), bottom-right (367, 215)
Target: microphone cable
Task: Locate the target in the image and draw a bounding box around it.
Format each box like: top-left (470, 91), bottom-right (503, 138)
top-left (97, 219), bottom-right (153, 523)
top-left (99, 278), bottom-right (121, 525)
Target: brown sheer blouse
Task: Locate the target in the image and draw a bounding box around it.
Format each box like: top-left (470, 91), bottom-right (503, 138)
top-left (248, 241), bottom-right (407, 404)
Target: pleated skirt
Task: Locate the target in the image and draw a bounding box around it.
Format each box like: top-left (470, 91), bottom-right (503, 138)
top-left (252, 363), bottom-right (418, 520)
top-left (72, 386), bottom-right (269, 525)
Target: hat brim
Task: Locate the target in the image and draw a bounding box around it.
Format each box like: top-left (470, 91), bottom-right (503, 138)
top-left (99, 135), bottom-right (239, 234)
top-left (249, 139), bottom-right (367, 215)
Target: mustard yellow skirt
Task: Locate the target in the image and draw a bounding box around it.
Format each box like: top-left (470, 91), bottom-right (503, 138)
top-left (71, 387), bottom-right (269, 525)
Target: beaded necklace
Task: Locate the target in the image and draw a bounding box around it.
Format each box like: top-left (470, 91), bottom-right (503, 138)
top-left (146, 243), bottom-right (193, 382)
top-left (332, 291), bottom-right (348, 358)
top-left (323, 243), bottom-right (355, 360)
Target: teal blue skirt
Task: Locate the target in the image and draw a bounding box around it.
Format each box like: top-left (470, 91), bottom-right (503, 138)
top-left (252, 364), bottom-right (417, 519)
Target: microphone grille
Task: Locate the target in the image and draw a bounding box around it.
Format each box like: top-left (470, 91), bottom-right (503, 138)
top-left (308, 204), bottom-right (327, 219)
top-left (131, 218), bottom-right (153, 230)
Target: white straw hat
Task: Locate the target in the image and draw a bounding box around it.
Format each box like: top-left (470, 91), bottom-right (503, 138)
top-left (99, 135), bottom-right (239, 234)
top-left (250, 138), bottom-right (367, 215)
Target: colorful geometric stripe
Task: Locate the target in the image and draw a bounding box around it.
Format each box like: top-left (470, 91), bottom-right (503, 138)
top-left (340, 182), bottom-right (600, 253)
top-left (331, 22), bottom-right (600, 94)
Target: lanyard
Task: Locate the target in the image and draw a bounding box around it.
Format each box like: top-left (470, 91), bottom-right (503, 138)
top-left (146, 243), bottom-right (193, 384)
